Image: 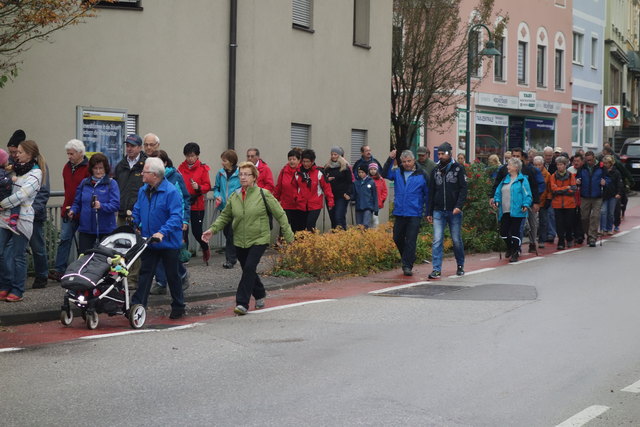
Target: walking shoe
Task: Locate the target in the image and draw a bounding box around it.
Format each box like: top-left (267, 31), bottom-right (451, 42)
top-left (255, 297), bottom-right (265, 310)
top-left (528, 243), bottom-right (537, 253)
top-left (456, 265), bottom-right (464, 276)
top-left (556, 244), bottom-right (565, 251)
top-left (48, 271), bottom-right (63, 282)
top-left (509, 252), bottom-right (519, 263)
top-left (234, 305), bottom-right (248, 315)
top-left (149, 283), bottom-right (167, 295)
top-left (181, 272), bottom-right (190, 291)
top-left (575, 238), bottom-right (584, 245)
top-left (538, 242), bottom-right (545, 249)
top-left (567, 240), bottom-right (574, 248)
top-left (32, 276), bottom-right (47, 289)
top-left (222, 261), bottom-right (235, 269)
top-left (427, 270), bottom-right (441, 279)
top-left (402, 267), bottom-right (413, 276)
top-left (169, 308), bottom-right (185, 320)
top-left (588, 241), bottom-right (596, 247)
top-left (614, 226), bottom-right (620, 232)
top-left (5, 293), bottom-right (23, 302)
top-left (202, 248), bottom-right (211, 266)
top-left (0, 290), bottom-right (8, 301)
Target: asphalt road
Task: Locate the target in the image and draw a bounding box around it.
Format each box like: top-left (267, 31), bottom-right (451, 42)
top-left (2, 228), bottom-right (640, 426)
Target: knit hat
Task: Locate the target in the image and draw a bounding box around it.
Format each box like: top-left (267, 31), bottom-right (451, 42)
top-left (438, 142), bottom-right (452, 155)
top-left (0, 149), bottom-right (8, 166)
top-left (368, 162), bottom-right (378, 170)
top-left (358, 164), bottom-right (369, 173)
top-left (7, 129), bottom-right (25, 147)
top-left (331, 146), bottom-right (344, 157)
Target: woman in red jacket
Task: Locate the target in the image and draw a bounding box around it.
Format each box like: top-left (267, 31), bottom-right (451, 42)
top-left (294, 149), bottom-right (334, 231)
top-left (274, 149), bottom-right (303, 232)
top-left (178, 142), bottom-right (212, 264)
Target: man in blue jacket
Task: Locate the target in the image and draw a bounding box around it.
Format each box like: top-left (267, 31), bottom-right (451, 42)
top-left (131, 157), bottom-right (186, 319)
top-left (382, 149), bottom-right (429, 276)
top-left (576, 151), bottom-right (609, 247)
top-left (427, 142), bottom-right (467, 278)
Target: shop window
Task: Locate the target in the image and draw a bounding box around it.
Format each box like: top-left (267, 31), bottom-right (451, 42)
top-left (524, 118), bottom-right (555, 152)
top-left (353, 0), bottom-right (370, 48)
top-left (572, 103), bottom-right (595, 147)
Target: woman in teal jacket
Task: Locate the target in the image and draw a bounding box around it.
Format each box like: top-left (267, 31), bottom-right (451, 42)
top-left (203, 161), bottom-right (294, 315)
top-left (493, 158), bottom-right (532, 263)
top-left (213, 149), bottom-right (241, 269)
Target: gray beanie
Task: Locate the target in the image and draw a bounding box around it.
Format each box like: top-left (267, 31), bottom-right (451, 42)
top-left (331, 146), bottom-right (344, 157)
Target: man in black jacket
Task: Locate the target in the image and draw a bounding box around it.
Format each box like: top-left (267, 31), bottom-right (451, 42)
top-left (114, 134), bottom-right (147, 226)
top-left (426, 142), bottom-right (467, 278)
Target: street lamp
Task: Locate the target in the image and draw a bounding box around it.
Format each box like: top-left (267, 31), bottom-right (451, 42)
top-left (465, 24), bottom-right (501, 162)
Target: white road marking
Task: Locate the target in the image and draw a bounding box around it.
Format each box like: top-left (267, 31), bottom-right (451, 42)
top-left (252, 299), bottom-right (337, 313)
top-left (479, 256), bottom-right (498, 261)
top-left (0, 347), bottom-right (24, 353)
top-left (448, 268), bottom-right (495, 278)
top-left (369, 282), bottom-right (430, 294)
top-left (555, 405), bottom-right (610, 427)
top-left (552, 248), bottom-right (581, 255)
top-left (167, 323), bottom-right (204, 331)
top-left (79, 329), bottom-right (155, 340)
top-left (633, 225), bottom-right (640, 230)
top-left (612, 231), bottom-right (630, 238)
top-left (510, 256), bottom-right (544, 264)
top-left (621, 379), bottom-right (640, 393)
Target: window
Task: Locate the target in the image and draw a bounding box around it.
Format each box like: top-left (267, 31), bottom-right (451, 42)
top-left (591, 37), bottom-right (598, 68)
top-left (494, 36), bottom-right (505, 81)
top-left (95, 0), bottom-right (142, 9)
top-left (572, 103), bottom-right (595, 146)
top-left (350, 129), bottom-right (367, 165)
top-left (572, 32), bottom-right (584, 64)
top-left (126, 114), bottom-right (138, 136)
top-left (470, 30), bottom-right (480, 77)
top-left (555, 49), bottom-right (564, 89)
top-left (293, 0), bottom-right (313, 30)
top-left (610, 65), bottom-right (621, 104)
top-left (537, 45), bottom-right (546, 87)
top-left (517, 41), bottom-right (527, 84)
top-left (291, 123), bottom-right (311, 149)
top-left (353, 0), bottom-right (370, 48)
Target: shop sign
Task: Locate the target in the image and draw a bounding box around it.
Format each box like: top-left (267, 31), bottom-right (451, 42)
top-left (534, 100), bottom-right (562, 114)
top-left (524, 118), bottom-right (555, 130)
top-left (476, 112), bottom-right (509, 127)
top-left (519, 91), bottom-right (537, 110)
top-left (476, 92), bottom-right (518, 109)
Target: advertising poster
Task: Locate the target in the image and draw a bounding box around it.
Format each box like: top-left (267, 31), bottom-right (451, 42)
top-left (77, 107), bottom-right (126, 172)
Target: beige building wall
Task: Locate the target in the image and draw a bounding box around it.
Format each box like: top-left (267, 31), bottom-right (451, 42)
top-left (0, 0), bottom-right (392, 229)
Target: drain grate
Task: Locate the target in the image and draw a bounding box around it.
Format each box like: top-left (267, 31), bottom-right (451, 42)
top-left (375, 283), bottom-right (537, 301)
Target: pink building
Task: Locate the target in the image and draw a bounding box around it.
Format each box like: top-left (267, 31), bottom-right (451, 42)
top-left (426, 0), bottom-right (573, 162)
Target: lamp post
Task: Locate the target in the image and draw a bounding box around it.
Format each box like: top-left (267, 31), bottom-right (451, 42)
top-left (465, 24), bottom-right (501, 162)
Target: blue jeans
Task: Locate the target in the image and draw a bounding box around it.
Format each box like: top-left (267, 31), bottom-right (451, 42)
top-left (0, 229), bottom-right (29, 297)
top-left (132, 248), bottom-right (185, 310)
top-left (355, 209), bottom-right (373, 229)
top-left (393, 216), bottom-right (421, 270)
top-left (54, 220), bottom-right (78, 273)
top-left (30, 220), bottom-right (48, 278)
top-left (155, 260), bottom-right (187, 287)
top-left (600, 198), bottom-right (616, 232)
top-left (432, 210), bottom-right (464, 272)
top-left (329, 197), bottom-right (348, 230)
top-left (547, 207), bottom-right (557, 240)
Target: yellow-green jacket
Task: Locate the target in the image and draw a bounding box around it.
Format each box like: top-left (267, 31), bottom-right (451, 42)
top-left (209, 186), bottom-right (294, 247)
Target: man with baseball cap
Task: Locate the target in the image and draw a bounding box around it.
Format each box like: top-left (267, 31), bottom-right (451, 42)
top-left (416, 146), bottom-right (436, 176)
top-left (114, 134), bottom-right (147, 225)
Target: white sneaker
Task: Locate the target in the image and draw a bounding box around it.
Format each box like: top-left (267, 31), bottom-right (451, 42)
top-left (255, 298), bottom-right (265, 309)
top-left (233, 305), bottom-right (248, 315)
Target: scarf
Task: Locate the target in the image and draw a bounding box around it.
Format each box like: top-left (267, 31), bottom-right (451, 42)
top-left (225, 166), bottom-right (237, 179)
top-left (14, 160), bottom-right (36, 176)
top-left (299, 166), bottom-right (312, 188)
top-left (326, 160), bottom-right (341, 169)
top-left (437, 157), bottom-right (451, 173)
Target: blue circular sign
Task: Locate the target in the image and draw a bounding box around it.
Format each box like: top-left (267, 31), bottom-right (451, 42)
top-left (606, 107), bottom-right (619, 119)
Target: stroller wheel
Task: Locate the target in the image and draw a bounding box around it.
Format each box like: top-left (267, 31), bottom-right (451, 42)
top-left (85, 311), bottom-right (99, 330)
top-left (128, 304), bottom-right (146, 329)
top-left (60, 309), bottom-right (73, 326)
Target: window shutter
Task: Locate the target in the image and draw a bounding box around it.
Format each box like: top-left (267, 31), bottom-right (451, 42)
top-left (350, 129), bottom-right (367, 165)
top-left (126, 114), bottom-right (138, 136)
top-left (293, 0), bottom-right (312, 28)
top-left (291, 123), bottom-right (310, 149)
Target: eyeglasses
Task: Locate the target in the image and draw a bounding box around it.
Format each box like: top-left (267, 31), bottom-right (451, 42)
top-left (142, 171), bottom-right (154, 174)
top-left (238, 172), bottom-right (253, 177)
top-left (143, 143), bottom-right (158, 147)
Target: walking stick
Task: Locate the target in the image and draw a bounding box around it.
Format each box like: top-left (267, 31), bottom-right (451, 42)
top-left (92, 195), bottom-right (100, 248)
top-left (600, 185), bottom-right (604, 247)
top-left (495, 208), bottom-right (502, 260)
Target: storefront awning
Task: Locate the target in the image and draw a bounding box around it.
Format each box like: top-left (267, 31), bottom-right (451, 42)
top-left (627, 50), bottom-right (640, 74)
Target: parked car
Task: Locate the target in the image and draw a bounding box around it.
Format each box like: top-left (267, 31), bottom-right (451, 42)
top-left (475, 134), bottom-right (502, 163)
top-left (620, 138), bottom-right (640, 189)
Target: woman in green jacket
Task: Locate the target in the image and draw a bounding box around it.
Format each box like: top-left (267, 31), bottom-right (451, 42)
top-left (202, 161), bottom-right (294, 315)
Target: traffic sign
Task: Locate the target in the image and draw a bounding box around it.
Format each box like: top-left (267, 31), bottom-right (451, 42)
top-left (604, 105), bottom-right (621, 126)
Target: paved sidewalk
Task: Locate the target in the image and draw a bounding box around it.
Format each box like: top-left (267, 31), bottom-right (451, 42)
top-left (0, 250), bottom-right (310, 326)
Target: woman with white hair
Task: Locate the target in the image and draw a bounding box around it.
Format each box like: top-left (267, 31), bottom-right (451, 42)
top-left (492, 157), bottom-right (532, 263)
top-left (49, 139), bottom-right (90, 282)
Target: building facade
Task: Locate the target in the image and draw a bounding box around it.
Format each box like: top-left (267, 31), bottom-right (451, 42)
top-left (571, 0), bottom-right (605, 152)
top-left (426, 0), bottom-right (574, 161)
top-left (0, 0), bottom-right (392, 211)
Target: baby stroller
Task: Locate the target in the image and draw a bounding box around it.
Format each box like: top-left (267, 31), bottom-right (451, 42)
top-left (59, 226), bottom-right (154, 330)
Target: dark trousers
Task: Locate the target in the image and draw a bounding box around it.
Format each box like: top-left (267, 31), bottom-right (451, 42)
top-left (573, 207), bottom-right (584, 242)
top-left (285, 209), bottom-right (305, 233)
top-left (132, 248), bottom-right (185, 310)
top-left (78, 232), bottom-right (111, 254)
top-left (614, 193), bottom-right (627, 227)
top-left (303, 209), bottom-right (321, 232)
top-left (554, 208), bottom-right (575, 245)
top-left (222, 223), bottom-right (237, 264)
top-left (500, 213), bottom-right (524, 254)
top-left (235, 244), bottom-right (268, 308)
top-left (189, 210), bottom-right (208, 252)
top-left (393, 216), bottom-right (421, 270)
top-left (329, 197), bottom-right (348, 230)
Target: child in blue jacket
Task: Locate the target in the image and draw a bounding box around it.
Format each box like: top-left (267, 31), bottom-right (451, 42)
top-left (350, 165), bottom-right (378, 229)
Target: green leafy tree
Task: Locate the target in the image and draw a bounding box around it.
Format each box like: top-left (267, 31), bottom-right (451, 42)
top-left (391, 0), bottom-right (506, 152)
top-left (0, 0), bottom-right (106, 87)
